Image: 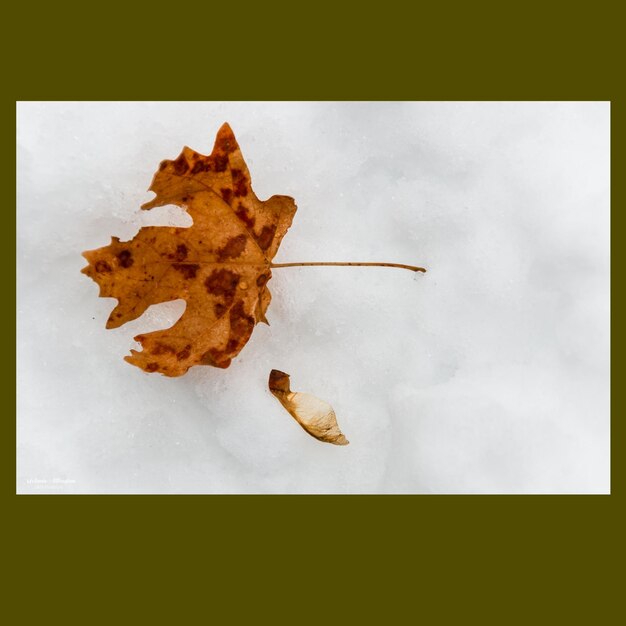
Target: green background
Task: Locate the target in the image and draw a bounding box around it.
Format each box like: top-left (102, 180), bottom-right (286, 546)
top-left (8, 2), bottom-right (619, 622)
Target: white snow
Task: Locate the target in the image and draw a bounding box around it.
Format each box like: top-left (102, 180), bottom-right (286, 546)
top-left (17, 101), bottom-right (610, 494)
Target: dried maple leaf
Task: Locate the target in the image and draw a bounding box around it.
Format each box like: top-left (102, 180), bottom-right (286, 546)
top-left (82, 123), bottom-right (296, 376)
top-left (83, 123), bottom-right (426, 379)
top-left (269, 370), bottom-right (349, 445)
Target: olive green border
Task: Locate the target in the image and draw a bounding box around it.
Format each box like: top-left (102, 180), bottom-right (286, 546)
top-left (8, 3), bottom-right (620, 621)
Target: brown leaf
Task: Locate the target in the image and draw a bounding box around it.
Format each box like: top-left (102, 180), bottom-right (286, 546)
top-left (268, 370), bottom-right (349, 445)
top-left (82, 123), bottom-right (297, 376)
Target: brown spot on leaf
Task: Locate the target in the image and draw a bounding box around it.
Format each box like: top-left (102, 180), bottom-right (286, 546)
top-left (204, 269), bottom-right (239, 297)
top-left (256, 273), bottom-right (269, 288)
top-left (257, 225), bottom-right (276, 251)
top-left (175, 244), bottom-right (188, 261)
top-left (227, 339), bottom-right (239, 351)
top-left (235, 205), bottom-right (255, 229)
top-left (217, 234), bottom-right (247, 261)
top-left (200, 350), bottom-right (216, 365)
top-left (176, 345), bottom-right (191, 361)
top-left (212, 154), bottom-right (229, 172)
top-left (214, 302), bottom-right (227, 317)
top-left (159, 160), bottom-right (168, 171)
top-left (146, 362), bottom-right (159, 372)
top-left (172, 154), bottom-right (189, 175)
top-left (95, 260), bottom-right (112, 273)
top-left (152, 343), bottom-right (176, 355)
top-left (200, 348), bottom-right (231, 368)
top-left (191, 159), bottom-right (210, 174)
top-left (229, 301), bottom-right (255, 338)
top-left (117, 250), bottom-right (133, 268)
top-left (223, 303), bottom-right (255, 358)
top-left (231, 169), bottom-right (248, 197)
top-left (220, 188), bottom-right (233, 203)
top-left (172, 263), bottom-right (199, 279)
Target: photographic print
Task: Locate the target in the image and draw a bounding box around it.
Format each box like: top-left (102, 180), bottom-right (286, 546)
top-left (16, 101), bottom-right (610, 494)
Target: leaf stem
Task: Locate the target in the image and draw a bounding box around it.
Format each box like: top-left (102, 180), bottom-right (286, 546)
top-left (270, 262), bottom-right (426, 273)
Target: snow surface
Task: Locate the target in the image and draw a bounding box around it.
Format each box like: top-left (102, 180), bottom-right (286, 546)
top-left (17, 102), bottom-right (610, 494)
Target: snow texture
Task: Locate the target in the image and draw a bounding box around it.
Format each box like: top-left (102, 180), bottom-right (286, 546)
top-left (17, 102), bottom-right (610, 494)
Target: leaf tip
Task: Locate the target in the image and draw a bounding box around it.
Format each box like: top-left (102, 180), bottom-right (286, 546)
top-left (217, 121), bottom-right (234, 136)
top-left (141, 197), bottom-right (158, 211)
